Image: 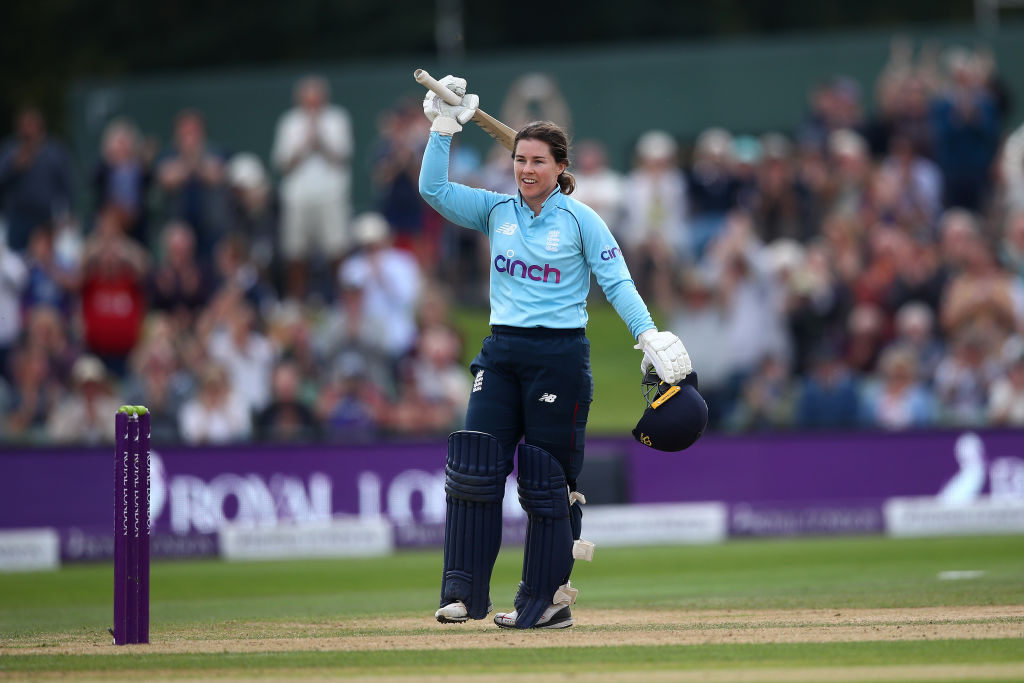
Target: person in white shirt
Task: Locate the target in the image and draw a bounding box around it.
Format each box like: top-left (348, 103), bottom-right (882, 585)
top-left (178, 363), bottom-right (252, 444)
top-left (272, 75), bottom-right (353, 301)
top-left (338, 212), bottom-right (421, 374)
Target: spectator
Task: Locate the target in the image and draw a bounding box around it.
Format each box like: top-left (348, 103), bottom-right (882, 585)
top-left (391, 325), bottom-right (470, 435)
top-left (988, 346), bottom-right (1024, 426)
top-left (933, 328), bottom-right (1001, 426)
top-left (825, 129), bottom-right (872, 222)
top-left (999, 121), bottom-right (1024, 214)
top-left (886, 238), bottom-right (946, 314)
top-left (317, 359), bottom-right (385, 442)
top-left (203, 297), bottom-right (276, 415)
top-left (707, 210), bottom-right (790, 386)
top-left (0, 107), bottom-right (75, 252)
top-left (796, 76), bottom-right (866, 155)
top-left (618, 130), bottom-right (689, 308)
top-left (667, 270), bottom-right (732, 426)
top-left (747, 133), bottom-right (816, 243)
top-left (931, 48), bottom-right (1000, 211)
top-left (47, 354), bottom-right (119, 444)
top-left (795, 346), bottom-right (861, 429)
top-left (860, 344), bottom-right (935, 430)
top-left (887, 301), bottom-right (945, 384)
top-left (688, 127), bottom-right (741, 257)
top-left (78, 208), bottom-right (149, 376)
top-left (226, 153), bottom-right (280, 294)
top-left (775, 240), bottom-right (851, 375)
top-left (255, 360), bottom-right (321, 442)
top-left (265, 301), bottom-right (321, 401)
top-left (572, 139), bottom-right (625, 233)
top-left (0, 236), bottom-right (27, 380)
top-left (843, 302), bottom-right (889, 374)
top-left (725, 353), bottom-right (796, 432)
top-left (156, 108), bottom-right (229, 262)
top-left (939, 228), bottom-right (1021, 343)
top-left (371, 99), bottom-right (432, 263)
top-left (20, 224), bottom-right (78, 319)
top-left (22, 304), bottom-right (80, 388)
top-left (211, 232), bottom-right (277, 315)
top-left (272, 75), bottom-right (353, 301)
top-left (178, 363), bottom-right (251, 444)
top-left (3, 345), bottom-right (59, 441)
top-left (338, 212), bottom-right (421, 378)
top-left (149, 220), bottom-right (211, 331)
top-left (122, 315), bottom-right (193, 445)
top-left (875, 133), bottom-right (943, 234)
top-left (998, 209), bottom-right (1024, 283)
top-left (93, 117), bottom-right (154, 244)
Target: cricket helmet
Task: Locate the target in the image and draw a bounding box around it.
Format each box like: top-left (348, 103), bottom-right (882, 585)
top-left (632, 368), bottom-right (708, 452)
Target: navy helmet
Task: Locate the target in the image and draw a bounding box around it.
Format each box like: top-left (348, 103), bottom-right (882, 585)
top-left (632, 368), bottom-right (708, 452)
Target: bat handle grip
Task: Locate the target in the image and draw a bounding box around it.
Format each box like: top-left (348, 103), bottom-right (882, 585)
top-left (414, 69), bottom-right (464, 107)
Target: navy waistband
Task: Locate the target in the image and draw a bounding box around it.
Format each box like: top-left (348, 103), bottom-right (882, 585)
top-left (491, 325), bottom-right (586, 338)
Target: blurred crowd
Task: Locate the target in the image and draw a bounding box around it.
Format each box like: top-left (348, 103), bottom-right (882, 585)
top-left (2, 41), bottom-right (1024, 445)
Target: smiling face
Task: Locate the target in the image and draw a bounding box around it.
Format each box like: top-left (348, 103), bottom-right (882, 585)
top-left (514, 137), bottom-right (566, 210)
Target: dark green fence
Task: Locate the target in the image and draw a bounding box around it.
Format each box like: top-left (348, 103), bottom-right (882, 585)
top-left (68, 22), bottom-right (1024, 216)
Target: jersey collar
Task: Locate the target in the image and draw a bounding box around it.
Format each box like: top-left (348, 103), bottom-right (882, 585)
top-left (517, 187), bottom-right (563, 217)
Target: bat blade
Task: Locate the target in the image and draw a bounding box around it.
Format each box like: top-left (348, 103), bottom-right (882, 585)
top-left (414, 69), bottom-right (517, 151)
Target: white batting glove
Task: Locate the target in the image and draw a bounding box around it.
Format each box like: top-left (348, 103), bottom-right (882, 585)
top-left (422, 75), bottom-right (479, 136)
top-left (634, 329), bottom-right (692, 385)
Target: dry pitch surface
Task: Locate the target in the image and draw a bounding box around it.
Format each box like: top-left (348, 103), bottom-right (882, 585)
top-left (3, 605), bottom-right (1022, 681)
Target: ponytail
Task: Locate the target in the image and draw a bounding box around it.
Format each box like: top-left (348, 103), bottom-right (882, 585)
top-left (557, 170), bottom-right (576, 195)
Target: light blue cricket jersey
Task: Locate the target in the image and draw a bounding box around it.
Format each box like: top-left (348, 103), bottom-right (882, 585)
top-left (419, 132), bottom-right (656, 340)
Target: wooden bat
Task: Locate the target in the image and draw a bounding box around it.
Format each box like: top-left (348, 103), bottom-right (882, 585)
top-left (414, 69), bottom-right (518, 151)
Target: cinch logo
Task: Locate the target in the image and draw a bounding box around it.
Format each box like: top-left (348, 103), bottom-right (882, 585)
top-left (601, 245), bottom-right (621, 261)
top-left (494, 250), bottom-right (561, 284)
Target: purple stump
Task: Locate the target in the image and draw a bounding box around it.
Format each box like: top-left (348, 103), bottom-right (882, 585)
top-left (138, 410), bottom-right (151, 643)
top-left (125, 414), bottom-right (140, 643)
top-left (113, 410), bottom-right (129, 645)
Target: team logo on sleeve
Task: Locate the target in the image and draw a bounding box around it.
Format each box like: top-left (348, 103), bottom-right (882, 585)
top-left (601, 244), bottom-right (621, 261)
top-left (496, 222), bottom-right (518, 235)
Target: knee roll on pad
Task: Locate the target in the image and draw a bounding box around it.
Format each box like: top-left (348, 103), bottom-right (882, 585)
top-left (441, 431), bottom-right (505, 619)
top-left (513, 443), bottom-right (574, 629)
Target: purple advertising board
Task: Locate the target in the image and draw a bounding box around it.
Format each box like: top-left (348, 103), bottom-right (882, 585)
top-left (2, 428), bottom-right (1022, 559)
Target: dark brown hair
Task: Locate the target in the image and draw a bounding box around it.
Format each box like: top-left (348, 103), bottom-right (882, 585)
top-left (513, 121), bottom-right (575, 195)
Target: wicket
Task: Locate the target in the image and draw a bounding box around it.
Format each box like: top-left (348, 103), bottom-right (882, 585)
top-left (112, 405), bottom-right (150, 645)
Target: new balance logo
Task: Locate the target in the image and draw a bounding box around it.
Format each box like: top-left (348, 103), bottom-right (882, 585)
top-left (496, 222), bottom-right (518, 235)
top-left (472, 370), bottom-right (484, 393)
top-left (538, 393), bottom-right (557, 403)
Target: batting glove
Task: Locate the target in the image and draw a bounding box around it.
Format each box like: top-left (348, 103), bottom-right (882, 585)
top-left (634, 329), bottom-right (692, 385)
top-left (422, 75), bottom-right (479, 136)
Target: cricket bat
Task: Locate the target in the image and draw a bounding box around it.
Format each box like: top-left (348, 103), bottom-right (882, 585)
top-left (414, 69), bottom-right (518, 151)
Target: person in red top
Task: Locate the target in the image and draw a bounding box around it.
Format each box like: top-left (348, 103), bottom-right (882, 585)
top-left (79, 207), bottom-right (150, 376)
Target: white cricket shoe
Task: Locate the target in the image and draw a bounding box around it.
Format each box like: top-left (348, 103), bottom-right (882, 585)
top-left (435, 600), bottom-right (493, 624)
top-left (493, 604), bottom-right (573, 629)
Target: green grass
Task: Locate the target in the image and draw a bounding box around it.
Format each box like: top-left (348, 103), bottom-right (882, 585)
top-left (1, 535), bottom-right (1021, 679)
top-left (2, 640), bottom-right (1021, 674)
top-left (1, 535), bottom-right (1022, 636)
top-left (451, 299), bottom-right (661, 433)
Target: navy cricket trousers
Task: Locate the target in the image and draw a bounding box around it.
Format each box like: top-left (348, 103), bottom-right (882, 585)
top-left (464, 325), bottom-right (594, 488)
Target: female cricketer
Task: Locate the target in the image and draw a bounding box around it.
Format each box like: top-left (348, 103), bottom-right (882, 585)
top-left (419, 75), bottom-right (691, 629)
